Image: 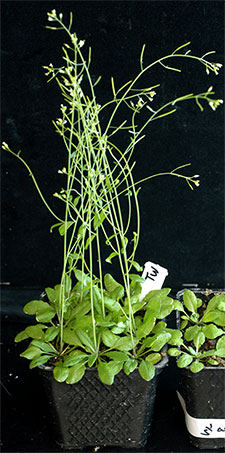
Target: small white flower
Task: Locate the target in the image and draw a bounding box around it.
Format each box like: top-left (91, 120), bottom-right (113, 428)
top-left (47, 10), bottom-right (57, 21)
top-left (209, 101), bottom-right (216, 111)
top-left (78, 40), bottom-right (85, 48)
top-left (59, 13), bottom-right (63, 20)
top-left (99, 174), bottom-right (105, 182)
top-left (2, 141), bottom-right (10, 150)
top-left (56, 118), bottom-right (67, 125)
top-left (58, 167), bottom-right (67, 174)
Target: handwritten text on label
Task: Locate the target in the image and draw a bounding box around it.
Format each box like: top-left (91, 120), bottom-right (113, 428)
top-left (140, 261), bottom-right (168, 301)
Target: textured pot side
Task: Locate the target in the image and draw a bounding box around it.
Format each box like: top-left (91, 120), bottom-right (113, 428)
top-left (39, 356), bottom-right (168, 450)
top-left (177, 289), bottom-right (225, 450)
top-left (179, 367), bottom-right (225, 450)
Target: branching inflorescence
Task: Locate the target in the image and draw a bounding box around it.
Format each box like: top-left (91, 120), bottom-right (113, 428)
top-left (3, 9), bottom-right (223, 370)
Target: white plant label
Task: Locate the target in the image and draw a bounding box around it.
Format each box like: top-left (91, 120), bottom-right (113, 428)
top-left (140, 261), bottom-right (169, 301)
top-left (177, 392), bottom-right (225, 438)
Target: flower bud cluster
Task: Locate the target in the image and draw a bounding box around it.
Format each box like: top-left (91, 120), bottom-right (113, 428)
top-left (47, 10), bottom-right (63, 22)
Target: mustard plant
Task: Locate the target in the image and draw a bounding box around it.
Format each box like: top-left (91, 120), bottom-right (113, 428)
top-left (2, 10), bottom-right (223, 384)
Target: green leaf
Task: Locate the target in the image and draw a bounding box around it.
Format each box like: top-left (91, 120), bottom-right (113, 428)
top-left (14, 329), bottom-right (29, 342)
top-left (180, 319), bottom-right (188, 329)
top-left (114, 336), bottom-right (137, 351)
top-left (72, 300), bottom-right (91, 317)
top-left (215, 349), bottom-right (225, 358)
top-left (145, 353), bottom-right (161, 364)
top-left (149, 332), bottom-right (171, 352)
top-left (144, 288), bottom-right (171, 303)
top-left (36, 306), bottom-right (56, 322)
top-left (103, 297), bottom-right (121, 313)
top-left (190, 360), bottom-right (204, 373)
top-left (29, 355), bottom-right (52, 369)
top-left (31, 340), bottom-right (55, 354)
top-left (166, 330), bottom-right (183, 346)
top-left (184, 325), bottom-right (201, 342)
top-left (24, 300), bottom-right (56, 322)
top-left (136, 315), bottom-right (156, 339)
top-left (84, 234), bottom-right (96, 250)
top-left (97, 361), bottom-right (115, 385)
top-left (50, 222), bottom-right (62, 233)
top-left (104, 274), bottom-right (123, 294)
top-left (63, 352), bottom-right (89, 367)
top-left (74, 269), bottom-right (90, 285)
top-left (104, 351), bottom-right (129, 362)
top-left (44, 326), bottom-right (60, 342)
top-left (130, 280), bottom-right (143, 297)
top-left (25, 325), bottom-right (46, 340)
top-left (152, 321), bottom-right (167, 333)
top-left (63, 328), bottom-right (82, 347)
top-left (111, 321), bottom-right (127, 334)
top-left (58, 221), bottom-right (73, 236)
top-left (183, 290), bottom-right (197, 313)
top-left (105, 252), bottom-right (119, 264)
top-left (129, 274), bottom-right (145, 283)
top-left (108, 360), bottom-right (124, 375)
top-left (76, 329), bottom-right (95, 352)
top-left (206, 295), bottom-right (225, 312)
top-left (66, 363), bottom-right (85, 384)
top-left (53, 365), bottom-right (69, 382)
top-left (124, 358), bottom-right (138, 375)
top-left (203, 324), bottom-right (224, 339)
top-left (23, 300), bottom-right (48, 315)
top-left (93, 211), bottom-right (106, 230)
top-left (102, 329), bottom-right (118, 348)
top-left (147, 296), bottom-right (174, 319)
top-left (177, 354), bottom-right (193, 368)
top-left (45, 287), bottom-right (56, 303)
top-left (218, 301), bottom-right (225, 312)
top-left (216, 335), bottom-right (225, 353)
top-left (92, 286), bottom-right (103, 315)
top-left (173, 300), bottom-right (184, 311)
top-left (20, 345), bottom-right (41, 360)
top-left (139, 360), bottom-right (155, 381)
top-left (73, 196), bottom-right (80, 207)
top-left (168, 348), bottom-right (181, 357)
top-left (216, 335), bottom-right (225, 347)
top-left (201, 310), bottom-right (219, 323)
top-left (193, 332), bottom-right (205, 350)
top-left (207, 358), bottom-right (219, 366)
top-left (130, 261), bottom-right (143, 272)
top-left (88, 353), bottom-right (98, 367)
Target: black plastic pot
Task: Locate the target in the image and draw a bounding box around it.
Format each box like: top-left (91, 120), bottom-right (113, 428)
top-left (178, 367), bottom-right (225, 450)
top-left (176, 289), bottom-right (225, 450)
top-left (39, 355), bottom-right (168, 450)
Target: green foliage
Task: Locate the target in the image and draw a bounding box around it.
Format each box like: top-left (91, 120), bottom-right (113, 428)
top-left (168, 290), bottom-right (225, 372)
top-left (16, 280), bottom-right (182, 384)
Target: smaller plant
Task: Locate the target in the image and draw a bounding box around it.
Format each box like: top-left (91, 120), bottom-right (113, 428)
top-left (168, 289), bottom-right (225, 372)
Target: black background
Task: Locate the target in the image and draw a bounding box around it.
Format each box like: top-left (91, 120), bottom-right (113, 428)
top-left (1, 0), bottom-right (224, 291)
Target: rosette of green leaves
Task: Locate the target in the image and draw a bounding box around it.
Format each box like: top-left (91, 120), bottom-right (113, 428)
top-left (15, 276), bottom-right (180, 385)
top-left (168, 290), bottom-right (225, 373)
